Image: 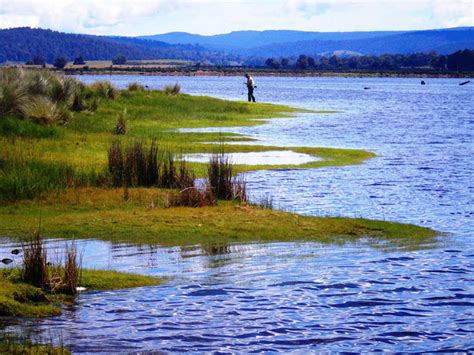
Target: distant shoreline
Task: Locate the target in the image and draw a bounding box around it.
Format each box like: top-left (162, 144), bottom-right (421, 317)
top-left (3, 64), bottom-right (473, 79)
top-left (64, 67), bottom-right (474, 79)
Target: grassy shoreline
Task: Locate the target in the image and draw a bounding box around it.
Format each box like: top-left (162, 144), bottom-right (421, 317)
top-left (0, 187), bottom-right (438, 248)
top-left (0, 69), bottom-right (439, 249)
top-left (0, 268), bottom-right (162, 318)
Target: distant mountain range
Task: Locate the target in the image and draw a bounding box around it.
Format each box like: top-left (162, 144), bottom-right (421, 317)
top-left (0, 27), bottom-right (229, 64)
top-left (0, 27), bottom-right (472, 65)
top-left (140, 27), bottom-right (474, 57)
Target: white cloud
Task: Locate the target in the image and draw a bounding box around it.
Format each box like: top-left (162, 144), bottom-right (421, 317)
top-left (0, 0), bottom-right (472, 35)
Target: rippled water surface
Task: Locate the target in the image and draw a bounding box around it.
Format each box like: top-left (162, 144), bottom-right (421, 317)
top-left (2, 75), bottom-right (473, 353)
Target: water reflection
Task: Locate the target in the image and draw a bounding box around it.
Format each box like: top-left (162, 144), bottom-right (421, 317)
top-left (1, 237), bottom-right (473, 352)
top-left (0, 75), bottom-right (471, 352)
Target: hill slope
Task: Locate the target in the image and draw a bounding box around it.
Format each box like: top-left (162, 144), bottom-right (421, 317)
top-left (141, 27), bottom-right (474, 56)
top-left (0, 27), bottom-right (220, 63)
top-left (245, 28), bottom-right (474, 56)
top-left (139, 29), bottom-right (405, 51)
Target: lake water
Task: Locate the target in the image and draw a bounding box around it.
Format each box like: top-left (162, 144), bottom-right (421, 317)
top-left (1, 75), bottom-right (473, 353)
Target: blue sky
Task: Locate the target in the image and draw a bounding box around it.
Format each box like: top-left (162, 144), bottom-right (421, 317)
top-left (0, 0), bottom-right (472, 35)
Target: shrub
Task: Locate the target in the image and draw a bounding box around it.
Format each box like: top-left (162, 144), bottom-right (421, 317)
top-left (163, 83), bottom-right (181, 96)
top-left (112, 55), bottom-right (127, 65)
top-left (53, 57), bottom-right (68, 69)
top-left (73, 56), bottom-right (85, 65)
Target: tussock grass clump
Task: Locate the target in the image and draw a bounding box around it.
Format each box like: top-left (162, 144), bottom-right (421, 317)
top-left (89, 80), bottom-right (117, 99)
top-left (0, 68), bottom-right (110, 127)
top-left (114, 110), bottom-right (127, 135)
top-left (107, 139), bottom-right (195, 189)
top-left (20, 96), bottom-right (71, 125)
top-left (127, 82), bottom-right (145, 91)
top-left (108, 140), bottom-right (124, 187)
top-left (61, 244), bottom-right (80, 295)
top-left (163, 83), bottom-right (181, 96)
top-left (207, 151), bottom-right (248, 202)
top-left (22, 230), bottom-right (49, 289)
top-left (22, 232), bottom-right (80, 295)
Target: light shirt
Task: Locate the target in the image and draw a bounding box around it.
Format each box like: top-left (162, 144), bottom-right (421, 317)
top-left (247, 77), bottom-right (255, 88)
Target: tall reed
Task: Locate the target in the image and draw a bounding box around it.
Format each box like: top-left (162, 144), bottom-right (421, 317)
top-left (207, 151), bottom-right (248, 202)
top-left (107, 139), bottom-right (195, 189)
top-left (22, 230), bottom-right (49, 289)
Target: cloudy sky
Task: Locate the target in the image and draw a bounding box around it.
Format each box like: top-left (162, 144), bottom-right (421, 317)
top-left (0, 0), bottom-right (472, 36)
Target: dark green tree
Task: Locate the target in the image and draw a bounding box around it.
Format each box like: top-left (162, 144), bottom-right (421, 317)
top-left (73, 56), bottom-right (85, 65)
top-left (53, 57), bottom-right (68, 69)
top-left (112, 55), bottom-right (127, 65)
top-left (296, 55), bottom-right (308, 69)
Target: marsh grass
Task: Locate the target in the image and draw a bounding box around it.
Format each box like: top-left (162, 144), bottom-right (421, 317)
top-left (108, 139), bottom-right (195, 189)
top-left (207, 151), bottom-right (248, 202)
top-left (0, 154), bottom-right (101, 201)
top-left (127, 82), bottom-right (145, 91)
top-left (61, 244), bottom-right (80, 295)
top-left (89, 80), bottom-right (117, 99)
top-left (0, 331), bottom-right (69, 355)
top-left (22, 231), bottom-right (80, 295)
top-left (163, 83), bottom-right (181, 96)
top-left (0, 116), bottom-right (61, 138)
top-left (167, 185), bottom-right (216, 208)
top-left (22, 230), bottom-right (49, 289)
top-left (0, 68), bottom-right (113, 127)
top-left (114, 110), bottom-right (127, 135)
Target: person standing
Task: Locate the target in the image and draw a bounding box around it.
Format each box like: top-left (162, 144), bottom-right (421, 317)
top-left (245, 74), bottom-right (256, 102)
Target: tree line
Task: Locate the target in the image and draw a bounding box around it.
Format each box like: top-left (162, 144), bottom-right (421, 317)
top-left (264, 49), bottom-right (474, 72)
top-left (0, 27), bottom-right (239, 65)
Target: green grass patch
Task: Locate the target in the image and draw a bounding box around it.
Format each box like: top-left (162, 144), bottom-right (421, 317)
top-left (0, 116), bottom-right (62, 139)
top-left (0, 267), bottom-right (162, 318)
top-left (0, 188), bottom-right (438, 248)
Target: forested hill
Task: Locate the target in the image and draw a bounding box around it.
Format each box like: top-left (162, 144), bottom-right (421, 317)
top-left (142, 27), bottom-right (474, 56)
top-left (0, 27), bottom-right (229, 63)
top-left (245, 28), bottom-right (474, 57)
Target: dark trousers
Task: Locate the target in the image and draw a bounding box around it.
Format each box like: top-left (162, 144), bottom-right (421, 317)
top-left (247, 87), bottom-right (256, 102)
